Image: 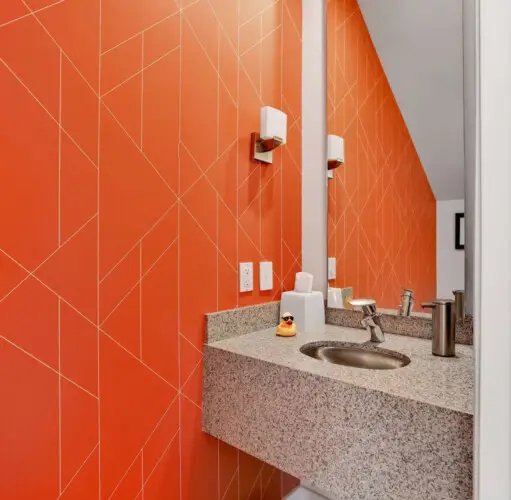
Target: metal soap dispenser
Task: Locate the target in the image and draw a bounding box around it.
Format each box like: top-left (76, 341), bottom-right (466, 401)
top-left (421, 299), bottom-right (456, 357)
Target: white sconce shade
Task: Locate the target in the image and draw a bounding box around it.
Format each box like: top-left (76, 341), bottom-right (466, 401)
top-left (261, 106), bottom-right (287, 144)
top-left (251, 106), bottom-right (288, 164)
top-left (327, 134), bottom-right (344, 170)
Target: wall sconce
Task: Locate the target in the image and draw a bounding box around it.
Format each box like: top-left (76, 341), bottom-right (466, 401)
top-left (327, 134), bottom-right (344, 170)
top-left (251, 106), bottom-right (287, 164)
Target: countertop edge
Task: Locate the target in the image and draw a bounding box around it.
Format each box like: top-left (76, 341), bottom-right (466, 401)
top-left (203, 342), bottom-right (473, 417)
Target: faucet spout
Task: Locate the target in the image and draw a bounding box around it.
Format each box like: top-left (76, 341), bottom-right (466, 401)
top-left (349, 298), bottom-right (385, 343)
top-left (361, 314), bottom-right (385, 342)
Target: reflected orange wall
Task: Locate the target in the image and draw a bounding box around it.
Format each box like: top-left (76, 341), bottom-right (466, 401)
top-left (327, 0), bottom-right (436, 308)
top-left (0, 0), bottom-right (300, 498)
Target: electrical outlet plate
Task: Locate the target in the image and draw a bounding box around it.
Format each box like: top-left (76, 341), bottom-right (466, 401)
top-left (328, 257), bottom-right (336, 280)
top-left (239, 262), bottom-right (253, 292)
top-left (259, 261), bottom-right (273, 291)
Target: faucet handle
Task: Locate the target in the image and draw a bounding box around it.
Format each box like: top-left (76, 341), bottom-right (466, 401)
top-left (349, 298), bottom-right (377, 316)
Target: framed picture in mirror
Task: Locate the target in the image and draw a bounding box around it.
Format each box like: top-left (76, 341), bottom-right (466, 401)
top-left (455, 213), bottom-right (465, 250)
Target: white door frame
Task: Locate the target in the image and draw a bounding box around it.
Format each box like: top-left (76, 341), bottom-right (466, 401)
top-left (475, 0), bottom-right (511, 497)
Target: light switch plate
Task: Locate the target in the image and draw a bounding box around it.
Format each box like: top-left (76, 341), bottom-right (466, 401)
top-left (259, 261), bottom-right (273, 291)
top-left (328, 257), bottom-right (336, 280)
top-left (239, 262), bottom-right (253, 292)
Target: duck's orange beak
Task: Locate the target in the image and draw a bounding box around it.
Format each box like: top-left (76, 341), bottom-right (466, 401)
top-left (286, 320), bottom-right (293, 325)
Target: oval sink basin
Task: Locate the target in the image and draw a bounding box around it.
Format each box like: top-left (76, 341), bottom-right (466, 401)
top-left (300, 342), bottom-right (410, 370)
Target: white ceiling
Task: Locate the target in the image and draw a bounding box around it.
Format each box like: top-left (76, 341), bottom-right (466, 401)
top-left (357, 0), bottom-right (465, 200)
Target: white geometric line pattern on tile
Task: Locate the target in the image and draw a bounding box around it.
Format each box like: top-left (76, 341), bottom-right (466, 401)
top-left (101, 45), bottom-right (180, 99)
top-left (328, 8), bottom-right (433, 303)
top-left (100, 104), bottom-right (179, 198)
top-left (246, 463), bottom-right (264, 500)
top-left (235, 0), bottom-right (240, 310)
top-left (58, 49), bottom-right (62, 247)
top-left (99, 329), bottom-right (179, 393)
top-left (139, 242), bottom-right (143, 360)
top-left (263, 466), bottom-right (277, 495)
top-left (0, 59), bottom-right (98, 169)
top-left (187, 0), bottom-right (286, 114)
top-left (106, 394), bottom-right (179, 500)
top-left (283, 1), bottom-right (301, 41)
top-left (280, 0), bottom-right (284, 297)
top-left (20, 0), bottom-right (99, 96)
top-left (180, 356), bottom-right (203, 395)
top-left (238, 0), bottom-right (280, 29)
top-left (180, 203), bottom-right (237, 275)
top-left (98, 202), bottom-right (178, 285)
top-left (240, 23), bottom-right (281, 59)
top-left (0, 0), bottom-right (65, 28)
top-left (1, 2), bottom-right (300, 495)
top-left (139, 453), bottom-right (143, 500)
top-left (0, 213), bottom-right (98, 310)
top-left (142, 429), bottom-right (180, 489)
top-left (177, 6), bottom-right (184, 497)
top-left (178, 139), bottom-right (238, 201)
top-left (57, 443), bottom-right (99, 499)
top-left (237, 220), bottom-right (286, 287)
top-left (217, 23), bottom-right (220, 161)
top-left (181, 391), bottom-right (202, 411)
top-left (100, 10), bottom-right (182, 56)
top-left (99, 236), bottom-right (178, 326)
top-left (106, 450), bottom-right (142, 500)
top-left (0, 336), bottom-right (98, 400)
top-left (0, 21), bottom-right (299, 307)
top-left (96, 0), bottom-right (102, 493)
top-left (217, 193), bottom-right (220, 311)
top-left (181, 14), bottom-right (238, 108)
top-left (221, 465), bottom-right (238, 500)
top-left (58, 298), bottom-right (62, 493)
top-left (238, 158), bottom-right (281, 220)
top-left (179, 331), bottom-right (203, 356)
top-left (180, 0), bottom-right (301, 292)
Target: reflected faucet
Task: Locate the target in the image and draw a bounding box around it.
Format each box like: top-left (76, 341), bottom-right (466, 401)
top-left (349, 298), bottom-right (385, 343)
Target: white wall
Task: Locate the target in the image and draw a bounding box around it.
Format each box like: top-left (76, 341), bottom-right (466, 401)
top-left (357, 0), bottom-right (465, 201)
top-left (301, 0), bottom-right (327, 294)
top-left (436, 199), bottom-right (465, 298)
top-left (477, 0), bottom-right (511, 495)
top-left (463, 0), bottom-right (476, 314)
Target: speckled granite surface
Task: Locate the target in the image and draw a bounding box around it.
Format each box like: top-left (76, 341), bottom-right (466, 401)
top-left (326, 307), bottom-right (474, 346)
top-left (205, 301), bottom-right (280, 343)
top-left (204, 325), bottom-right (473, 499)
top-left (456, 314), bottom-right (474, 345)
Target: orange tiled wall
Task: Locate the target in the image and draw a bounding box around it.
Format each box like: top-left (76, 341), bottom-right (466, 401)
top-left (0, 0), bottom-right (301, 498)
top-left (326, 0), bottom-right (436, 308)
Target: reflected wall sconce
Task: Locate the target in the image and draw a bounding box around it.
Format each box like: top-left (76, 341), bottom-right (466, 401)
top-left (251, 106), bottom-right (287, 164)
top-left (327, 134), bottom-right (344, 170)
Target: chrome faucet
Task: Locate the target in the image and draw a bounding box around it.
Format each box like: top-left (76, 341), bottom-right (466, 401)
top-left (349, 298), bottom-right (385, 343)
top-left (398, 288), bottom-right (414, 317)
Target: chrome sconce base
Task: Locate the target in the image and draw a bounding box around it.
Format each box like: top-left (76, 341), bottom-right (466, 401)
top-left (251, 133), bottom-right (284, 164)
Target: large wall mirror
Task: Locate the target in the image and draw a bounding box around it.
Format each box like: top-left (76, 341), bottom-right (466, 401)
top-left (325, 0), bottom-right (467, 312)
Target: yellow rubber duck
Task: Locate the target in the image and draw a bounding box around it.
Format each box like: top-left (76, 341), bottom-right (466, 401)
top-left (276, 312), bottom-right (298, 337)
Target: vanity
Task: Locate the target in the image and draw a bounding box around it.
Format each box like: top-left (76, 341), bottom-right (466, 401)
top-left (203, 306), bottom-right (473, 500)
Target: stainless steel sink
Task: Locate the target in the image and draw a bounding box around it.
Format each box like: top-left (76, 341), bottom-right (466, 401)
top-left (300, 341), bottom-right (410, 370)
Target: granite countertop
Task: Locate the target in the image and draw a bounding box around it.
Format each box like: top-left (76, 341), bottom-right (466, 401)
top-left (207, 324), bottom-right (474, 415)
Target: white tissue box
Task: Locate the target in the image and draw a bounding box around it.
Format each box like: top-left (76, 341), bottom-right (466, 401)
top-left (294, 272), bottom-right (313, 293)
top-left (281, 291), bottom-right (325, 333)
